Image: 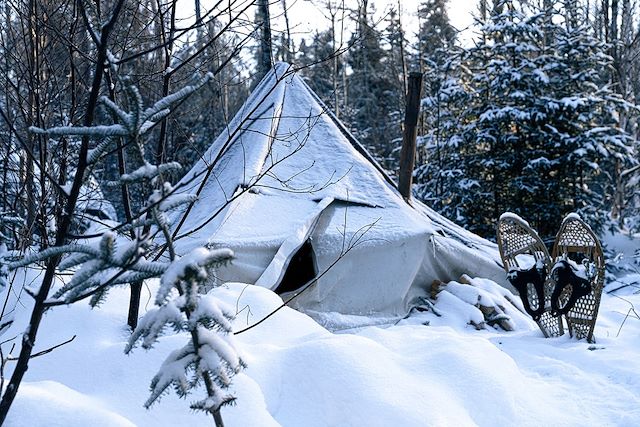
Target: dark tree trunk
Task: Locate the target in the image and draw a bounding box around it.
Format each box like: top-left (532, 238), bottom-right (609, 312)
top-left (257, 0), bottom-right (273, 78)
top-left (0, 1), bottom-right (126, 421)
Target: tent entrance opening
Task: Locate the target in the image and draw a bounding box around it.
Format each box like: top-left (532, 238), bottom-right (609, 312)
top-left (274, 240), bottom-right (317, 294)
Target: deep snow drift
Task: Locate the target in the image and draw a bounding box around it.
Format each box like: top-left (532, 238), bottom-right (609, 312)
top-left (3, 260), bottom-right (640, 426)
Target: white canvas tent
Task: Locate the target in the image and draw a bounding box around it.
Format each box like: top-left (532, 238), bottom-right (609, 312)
top-left (171, 63), bottom-right (505, 315)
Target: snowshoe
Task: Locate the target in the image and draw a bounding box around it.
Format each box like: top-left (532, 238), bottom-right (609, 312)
top-left (497, 214), bottom-right (563, 337)
top-left (549, 259), bottom-right (593, 317)
top-left (550, 214), bottom-right (604, 343)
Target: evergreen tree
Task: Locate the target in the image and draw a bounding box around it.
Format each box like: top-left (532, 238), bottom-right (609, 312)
top-left (416, 1), bottom-right (634, 240)
top-left (380, 6), bottom-right (410, 177)
top-left (416, 0), bottom-right (457, 70)
top-left (413, 50), bottom-right (469, 215)
top-left (345, 2), bottom-right (401, 171)
top-left (297, 30), bottom-right (342, 109)
top-left (412, 0), bottom-right (464, 210)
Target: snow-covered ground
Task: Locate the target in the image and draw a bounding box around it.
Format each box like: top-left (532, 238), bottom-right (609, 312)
top-left (2, 259), bottom-right (639, 427)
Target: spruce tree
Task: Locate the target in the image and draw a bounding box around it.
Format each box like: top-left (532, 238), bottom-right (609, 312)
top-left (417, 1), bottom-right (634, 240)
top-left (345, 3), bottom-right (400, 171)
top-left (416, 0), bottom-right (457, 71)
top-left (412, 0), bottom-right (465, 212)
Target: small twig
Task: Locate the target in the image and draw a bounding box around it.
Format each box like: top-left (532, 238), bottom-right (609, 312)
top-left (6, 335), bottom-right (76, 361)
top-left (616, 308), bottom-right (634, 337)
top-left (0, 343), bottom-right (15, 393)
top-left (606, 279), bottom-right (640, 294)
top-left (234, 234), bottom-right (363, 335)
top-left (612, 294), bottom-right (640, 337)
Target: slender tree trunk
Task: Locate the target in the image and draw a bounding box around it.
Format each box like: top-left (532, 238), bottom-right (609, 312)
top-left (0, 1), bottom-right (126, 421)
top-left (281, 0), bottom-right (293, 63)
top-left (22, 0), bottom-right (38, 249)
top-left (195, 0), bottom-right (201, 22)
top-left (603, 0), bottom-right (610, 41)
top-left (330, 12), bottom-right (339, 118)
top-left (543, 0), bottom-right (553, 46)
top-left (213, 408), bottom-right (225, 427)
top-left (398, 0), bottom-right (407, 102)
top-left (122, 0), bottom-right (179, 331)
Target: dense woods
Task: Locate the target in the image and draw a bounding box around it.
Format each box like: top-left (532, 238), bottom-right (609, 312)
top-left (296, 0), bottom-right (640, 242)
top-left (2, 0), bottom-right (638, 249)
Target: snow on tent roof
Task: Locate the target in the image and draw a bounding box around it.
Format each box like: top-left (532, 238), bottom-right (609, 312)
top-left (178, 63), bottom-right (400, 203)
top-left (172, 63), bottom-right (415, 248)
top-left (170, 62), bottom-right (505, 315)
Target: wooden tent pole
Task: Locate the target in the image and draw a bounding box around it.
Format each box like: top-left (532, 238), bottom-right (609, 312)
top-left (398, 72), bottom-right (423, 201)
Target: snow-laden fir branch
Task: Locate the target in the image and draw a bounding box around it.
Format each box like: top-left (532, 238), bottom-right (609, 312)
top-left (15, 72), bottom-right (240, 426)
top-left (120, 162), bottom-right (182, 184)
top-left (142, 72), bottom-right (213, 119)
top-left (29, 72), bottom-right (214, 158)
top-left (127, 247), bottom-right (243, 418)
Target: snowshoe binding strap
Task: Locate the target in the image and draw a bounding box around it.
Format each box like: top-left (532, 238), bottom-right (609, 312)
top-left (507, 265), bottom-right (546, 321)
top-left (550, 259), bottom-right (593, 317)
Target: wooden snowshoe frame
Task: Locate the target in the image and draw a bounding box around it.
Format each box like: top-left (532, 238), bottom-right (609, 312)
top-left (551, 216), bottom-right (604, 343)
top-left (497, 216), bottom-right (563, 338)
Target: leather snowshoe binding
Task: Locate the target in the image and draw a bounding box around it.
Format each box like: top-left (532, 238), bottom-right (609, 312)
top-left (549, 259), bottom-right (593, 316)
top-left (497, 214), bottom-right (563, 338)
top-left (507, 264), bottom-right (546, 320)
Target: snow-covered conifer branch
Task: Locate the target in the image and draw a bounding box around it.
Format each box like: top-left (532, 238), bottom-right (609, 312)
top-left (8, 244), bottom-right (101, 269)
top-left (100, 95), bottom-right (130, 125)
top-left (128, 246), bottom-right (242, 422)
top-left (29, 124), bottom-right (128, 137)
top-left (120, 162), bottom-right (182, 184)
top-left (87, 139), bottom-right (113, 165)
top-left (142, 73), bottom-right (213, 120)
top-left (155, 248), bottom-right (233, 306)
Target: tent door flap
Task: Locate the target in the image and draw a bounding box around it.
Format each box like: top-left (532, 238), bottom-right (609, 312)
top-left (255, 197), bottom-right (333, 291)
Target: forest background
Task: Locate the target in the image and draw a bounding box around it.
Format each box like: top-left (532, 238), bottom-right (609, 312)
top-left (2, 0), bottom-right (639, 247)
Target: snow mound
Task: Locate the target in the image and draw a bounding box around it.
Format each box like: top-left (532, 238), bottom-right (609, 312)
top-left (6, 381), bottom-right (135, 427)
top-left (2, 277), bottom-right (640, 426)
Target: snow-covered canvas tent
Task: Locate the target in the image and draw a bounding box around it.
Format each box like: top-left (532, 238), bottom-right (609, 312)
top-left (171, 62), bottom-right (505, 315)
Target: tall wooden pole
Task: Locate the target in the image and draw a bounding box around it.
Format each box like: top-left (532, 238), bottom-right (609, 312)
top-left (398, 72), bottom-right (423, 201)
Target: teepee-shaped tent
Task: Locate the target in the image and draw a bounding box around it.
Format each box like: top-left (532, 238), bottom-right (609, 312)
top-left (171, 63), bottom-right (504, 315)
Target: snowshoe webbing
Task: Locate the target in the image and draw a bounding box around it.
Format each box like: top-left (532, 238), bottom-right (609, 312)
top-left (550, 260), bottom-right (592, 316)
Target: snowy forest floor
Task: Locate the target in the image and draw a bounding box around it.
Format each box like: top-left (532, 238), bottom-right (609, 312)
top-left (3, 235), bottom-right (640, 426)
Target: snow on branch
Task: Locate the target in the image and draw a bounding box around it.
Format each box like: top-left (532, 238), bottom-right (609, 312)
top-left (29, 124), bottom-right (128, 138)
top-left (142, 72), bottom-right (213, 120)
top-left (127, 246), bottom-right (243, 418)
top-left (29, 72), bottom-right (214, 170)
top-left (121, 162), bottom-right (182, 184)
